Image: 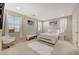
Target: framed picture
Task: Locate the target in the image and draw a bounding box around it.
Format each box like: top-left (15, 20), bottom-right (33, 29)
top-left (27, 20), bottom-right (34, 25)
top-left (49, 21), bottom-right (57, 25)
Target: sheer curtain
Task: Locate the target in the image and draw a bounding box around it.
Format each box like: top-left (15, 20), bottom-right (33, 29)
top-left (38, 21), bottom-right (42, 34)
top-left (59, 18), bottom-right (67, 34)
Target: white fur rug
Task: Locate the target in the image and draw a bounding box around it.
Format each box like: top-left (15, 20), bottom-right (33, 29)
top-left (27, 41), bottom-right (54, 55)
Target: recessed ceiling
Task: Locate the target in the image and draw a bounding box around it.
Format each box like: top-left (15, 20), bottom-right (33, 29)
top-left (5, 3), bottom-right (77, 20)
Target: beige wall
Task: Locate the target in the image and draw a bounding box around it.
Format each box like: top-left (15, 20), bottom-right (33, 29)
top-left (4, 10), bottom-right (38, 38)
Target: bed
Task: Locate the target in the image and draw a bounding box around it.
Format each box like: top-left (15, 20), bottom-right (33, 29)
top-left (37, 32), bottom-right (59, 44)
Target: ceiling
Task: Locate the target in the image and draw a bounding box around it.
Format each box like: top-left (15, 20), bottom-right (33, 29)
top-left (5, 3), bottom-right (77, 20)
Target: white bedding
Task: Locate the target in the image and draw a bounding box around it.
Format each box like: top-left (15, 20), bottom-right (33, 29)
top-left (38, 33), bottom-right (59, 40)
top-left (38, 32), bottom-right (59, 44)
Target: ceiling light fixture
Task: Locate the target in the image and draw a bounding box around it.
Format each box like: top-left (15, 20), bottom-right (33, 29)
top-left (16, 6), bottom-right (20, 10)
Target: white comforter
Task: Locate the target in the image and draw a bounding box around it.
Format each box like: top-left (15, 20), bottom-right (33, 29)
top-left (39, 33), bottom-right (58, 39)
top-left (38, 33), bottom-right (59, 44)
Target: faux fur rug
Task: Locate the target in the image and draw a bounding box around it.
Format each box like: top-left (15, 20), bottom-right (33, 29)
top-left (27, 41), bottom-right (54, 55)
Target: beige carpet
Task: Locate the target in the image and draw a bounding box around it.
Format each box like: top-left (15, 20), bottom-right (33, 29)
top-left (27, 41), bottom-right (54, 55)
top-left (1, 39), bottom-right (77, 55)
top-left (1, 42), bottom-right (38, 55)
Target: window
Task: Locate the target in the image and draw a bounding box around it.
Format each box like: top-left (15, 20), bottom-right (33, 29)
top-left (8, 15), bottom-right (21, 32)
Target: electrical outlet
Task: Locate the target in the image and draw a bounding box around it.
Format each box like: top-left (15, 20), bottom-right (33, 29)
top-left (76, 42), bottom-right (78, 44)
top-left (76, 32), bottom-right (78, 33)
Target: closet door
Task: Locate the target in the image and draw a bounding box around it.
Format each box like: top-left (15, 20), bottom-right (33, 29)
top-left (72, 19), bottom-right (78, 47)
top-left (77, 19), bottom-right (79, 47)
top-left (74, 19), bottom-right (79, 47)
top-left (72, 4), bottom-right (79, 47)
